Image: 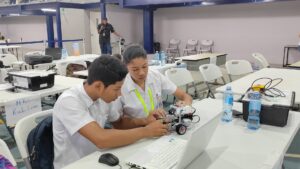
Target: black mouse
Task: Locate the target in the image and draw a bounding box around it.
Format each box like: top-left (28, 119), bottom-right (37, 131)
top-left (98, 153), bottom-right (119, 166)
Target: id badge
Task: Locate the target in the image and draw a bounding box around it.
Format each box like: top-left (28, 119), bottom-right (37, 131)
top-left (156, 93), bottom-right (163, 109)
top-left (102, 33), bottom-right (105, 37)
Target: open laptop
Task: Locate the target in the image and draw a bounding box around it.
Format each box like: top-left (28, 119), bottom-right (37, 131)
top-left (125, 112), bottom-right (221, 169)
top-left (45, 48), bottom-right (62, 60)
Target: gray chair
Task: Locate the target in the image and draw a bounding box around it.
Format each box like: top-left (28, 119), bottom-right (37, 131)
top-left (198, 40), bottom-right (214, 53)
top-left (166, 38), bottom-right (181, 58)
top-left (183, 39), bottom-right (198, 56)
top-left (199, 64), bottom-right (226, 98)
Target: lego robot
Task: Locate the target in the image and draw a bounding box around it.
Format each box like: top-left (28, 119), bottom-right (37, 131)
top-left (165, 105), bottom-right (200, 135)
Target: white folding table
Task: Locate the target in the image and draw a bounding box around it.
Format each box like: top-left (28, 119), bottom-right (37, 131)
top-left (216, 68), bottom-right (300, 103)
top-left (0, 75), bottom-right (84, 126)
top-left (63, 98), bottom-right (300, 169)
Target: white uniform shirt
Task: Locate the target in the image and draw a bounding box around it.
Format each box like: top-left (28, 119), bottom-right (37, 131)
top-left (53, 83), bottom-right (120, 169)
top-left (112, 69), bottom-right (177, 118)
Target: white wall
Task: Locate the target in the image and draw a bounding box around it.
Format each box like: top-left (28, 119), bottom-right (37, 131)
top-left (0, 4), bottom-right (143, 55)
top-left (0, 15), bottom-right (47, 54)
top-left (154, 1), bottom-right (300, 65)
top-left (60, 8), bottom-right (91, 54)
top-left (89, 4), bottom-right (143, 54)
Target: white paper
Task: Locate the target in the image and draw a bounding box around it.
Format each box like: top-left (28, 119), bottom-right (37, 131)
top-left (5, 95), bottom-right (42, 126)
top-left (13, 76), bottom-right (28, 88)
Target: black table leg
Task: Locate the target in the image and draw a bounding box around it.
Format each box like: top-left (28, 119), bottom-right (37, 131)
top-left (286, 47), bottom-right (290, 66)
top-left (283, 47), bottom-right (287, 67)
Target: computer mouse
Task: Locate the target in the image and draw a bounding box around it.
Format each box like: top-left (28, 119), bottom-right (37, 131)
top-left (98, 153), bottom-right (119, 166)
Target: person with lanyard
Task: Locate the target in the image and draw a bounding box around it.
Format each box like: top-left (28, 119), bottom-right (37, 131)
top-left (53, 55), bottom-right (168, 168)
top-left (97, 17), bottom-right (122, 54)
top-left (112, 44), bottom-right (192, 120)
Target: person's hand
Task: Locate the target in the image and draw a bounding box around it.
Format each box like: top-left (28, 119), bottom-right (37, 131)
top-left (145, 108), bottom-right (166, 124)
top-left (144, 120), bottom-right (168, 137)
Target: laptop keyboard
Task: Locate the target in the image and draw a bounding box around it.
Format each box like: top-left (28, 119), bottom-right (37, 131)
top-left (143, 137), bottom-right (187, 169)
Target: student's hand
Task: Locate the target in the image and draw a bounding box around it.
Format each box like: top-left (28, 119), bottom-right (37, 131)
top-left (144, 120), bottom-right (168, 137)
top-left (146, 109), bottom-right (166, 124)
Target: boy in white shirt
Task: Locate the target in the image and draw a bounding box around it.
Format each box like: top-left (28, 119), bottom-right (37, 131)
top-left (53, 55), bottom-right (168, 168)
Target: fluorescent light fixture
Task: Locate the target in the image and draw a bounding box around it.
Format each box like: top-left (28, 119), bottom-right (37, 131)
top-left (41, 8), bottom-right (57, 12)
top-left (201, 1), bottom-right (215, 5)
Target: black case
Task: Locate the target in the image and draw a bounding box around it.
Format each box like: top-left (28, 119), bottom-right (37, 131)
top-left (24, 55), bottom-right (53, 65)
top-left (8, 70), bottom-right (55, 91)
top-left (242, 92), bottom-right (295, 127)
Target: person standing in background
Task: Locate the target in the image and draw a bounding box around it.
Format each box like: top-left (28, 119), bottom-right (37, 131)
top-left (97, 17), bottom-right (122, 54)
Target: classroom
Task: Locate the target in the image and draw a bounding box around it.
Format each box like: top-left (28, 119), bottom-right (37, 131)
top-left (1, 0), bottom-right (300, 169)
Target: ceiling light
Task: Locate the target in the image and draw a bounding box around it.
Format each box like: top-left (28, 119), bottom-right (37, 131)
top-left (41, 8), bottom-right (57, 12)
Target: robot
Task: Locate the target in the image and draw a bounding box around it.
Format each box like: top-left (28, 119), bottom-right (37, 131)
top-left (165, 105), bottom-right (200, 135)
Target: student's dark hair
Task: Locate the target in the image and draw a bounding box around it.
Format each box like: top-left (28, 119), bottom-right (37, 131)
top-left (122, 44), bottom-right (147, 65)
top-left (87, 55), bottom-right (128, 87)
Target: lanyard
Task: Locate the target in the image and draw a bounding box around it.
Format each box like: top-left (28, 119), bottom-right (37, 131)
top-left (134, 88), bottom-right (155, 116)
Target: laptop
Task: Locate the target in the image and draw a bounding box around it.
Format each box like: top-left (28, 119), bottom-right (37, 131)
top-left (125, 112), bottom-right (221, 169)
top-left (45, 48), bottom-right (62, 60)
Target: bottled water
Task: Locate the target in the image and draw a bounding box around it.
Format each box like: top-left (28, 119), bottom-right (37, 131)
top-left (222, 86), bottom-right (233, 122)
top-left (154, 51), bottom-right (160, 65)
top-left (247, 91), bottom-right (261, 130)
top-left (160, 51), bottom-right (166, 66)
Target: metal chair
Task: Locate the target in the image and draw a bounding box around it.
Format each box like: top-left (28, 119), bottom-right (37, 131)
top-left (199, 64), bottom-right (226, 98)
top-left (198, 40), bottom-right (214, 53)
top-left (225, 60), bottom-right (253, 82)
top-left (183, 39), bottom-right (198, 56)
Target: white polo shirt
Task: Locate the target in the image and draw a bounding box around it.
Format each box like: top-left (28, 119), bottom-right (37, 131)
top-left (112, 69), bottom-right (177, 118)
top-left (53, 83), bottom-right (120, 169)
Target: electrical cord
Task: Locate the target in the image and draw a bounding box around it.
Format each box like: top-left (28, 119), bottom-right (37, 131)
top-left (250, 77), bottom-right (285, 98)
top-left (118, 164), bottom-right (122, 169)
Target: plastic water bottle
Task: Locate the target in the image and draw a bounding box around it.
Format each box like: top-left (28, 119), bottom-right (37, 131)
top-left (154, 51), bottom-right (160, 65)
top-left (222, 86), bottom-right (233, 122)
top-left (247, 91), bottom-right (261, 130)
top-left (160, 51), bottom-right (166, 66)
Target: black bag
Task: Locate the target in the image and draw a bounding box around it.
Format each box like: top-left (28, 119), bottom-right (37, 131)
top-left (24, 55), bottom-right (53, 65)
top-left (27, 116), bottom-right (54, 169)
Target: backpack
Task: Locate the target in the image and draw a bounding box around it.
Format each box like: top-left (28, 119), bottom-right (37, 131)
top-left (27, 116), bottom-right (54, 169)
top-left (66, 63), bottom-right (86, 77)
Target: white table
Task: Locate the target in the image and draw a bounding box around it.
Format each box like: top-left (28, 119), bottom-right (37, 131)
top-left (73, 63), bottom-right (177, 77)
top-left (0, 75), bottom-right (83, 127)
top-left (288, 60), bottom-right (300, 68)
top-left (216, 68), bottom-right (300, 103)
top-left (177, 53), bottom-right (226, 61)
top-left (0, 45), bottom-right (22, 60)
top-left (0, 75), bottom-right (84, 107)
top-left (63, 98), bottom-right (300, 169)
top-left (176, 53), bottom-right (227, 71)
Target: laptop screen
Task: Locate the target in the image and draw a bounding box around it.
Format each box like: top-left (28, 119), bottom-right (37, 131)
top-left (45, 48), bottom-right (62, 60)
